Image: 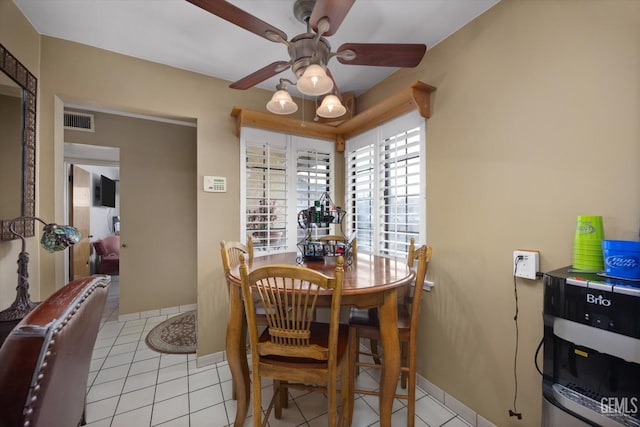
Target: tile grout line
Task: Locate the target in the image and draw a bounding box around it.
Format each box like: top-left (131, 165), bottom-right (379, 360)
top-left (88, 287), bottom-right (470, 427)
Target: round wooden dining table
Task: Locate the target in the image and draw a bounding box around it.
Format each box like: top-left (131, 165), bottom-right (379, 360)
top-left (226, 252), bottom-right (414, 427)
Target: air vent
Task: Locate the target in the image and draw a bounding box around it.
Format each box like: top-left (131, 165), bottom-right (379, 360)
top-left (64, 111), bottom-right (94, 132)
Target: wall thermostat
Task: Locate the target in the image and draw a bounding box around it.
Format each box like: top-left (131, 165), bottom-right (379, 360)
top-left (204, 176), bottom-right (227, 193)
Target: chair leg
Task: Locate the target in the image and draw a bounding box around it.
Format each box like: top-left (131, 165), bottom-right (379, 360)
top-left (273, 380), bottom-right (283, 419)
top-left (342, 327), bottom-right (360, 426)
top-left (408, 367), bottom-right (416, 427)
top-left (279, 381), bottom-right (289, 408)
top-left (252, 368), bottom-right (263, 427)
top-left (349, 325), bottom-right (361, 378)
top-left (233, 319), bottom-right (249, 401)
top-left (407, 376), bottom-right (416, 427)
top-left (369, 339), bottom-right (381, 365)
top-left (407, 341), bottom-right (417, 427)
top-left (79, 402), bottom-right (87, 426)
top-left (400, 341), bottom-right (409, 389)
top-left (328, 373), bottom-right (337, 427)
top-left (271, 380), bottom-right (289, 418)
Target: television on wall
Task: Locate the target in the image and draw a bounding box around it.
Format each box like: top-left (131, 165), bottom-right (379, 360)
top-left (97, 175), bottom-right (116, 208)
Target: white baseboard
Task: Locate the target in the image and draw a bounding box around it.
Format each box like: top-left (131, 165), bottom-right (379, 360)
top-left (118, 303), bottom-right (196, 322)
top-left (416, 374), bottom-right (497, 427)
top-left (196, 351), bottom-right (225, 368)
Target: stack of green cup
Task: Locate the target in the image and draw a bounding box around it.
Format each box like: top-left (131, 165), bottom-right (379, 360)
top-left (572, 215), bottom-right (604, 271)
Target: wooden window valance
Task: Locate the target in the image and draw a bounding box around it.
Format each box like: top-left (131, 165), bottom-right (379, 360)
top-left (231, 81), bottom-right (435, 152)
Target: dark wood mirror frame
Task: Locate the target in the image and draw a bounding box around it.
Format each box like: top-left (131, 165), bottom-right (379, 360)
top-left (0, 43), bottom-right (37, 240)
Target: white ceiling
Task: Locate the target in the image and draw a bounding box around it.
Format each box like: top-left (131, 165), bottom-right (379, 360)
top-left (14, 0), bottom-right (499, 97)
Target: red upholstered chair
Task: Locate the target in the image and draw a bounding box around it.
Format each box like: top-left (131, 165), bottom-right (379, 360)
top-left (93, 235), bottom-right (120, 274)
top-left (0, 275), bottom-right (110, 427)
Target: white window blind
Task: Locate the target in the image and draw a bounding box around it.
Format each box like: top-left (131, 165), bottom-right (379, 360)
top-left (345, 140), bottom-right (375, 253)
top-left (378, 124), bottom-right (422, 258)
top-left (345, 111), bottom-right (425, 258)
top-left (240, 128), bottom-right (335, 254)
top-left (296, 148), bottom-right (332, 240)
top-left (245, 142), bottom-right (288, 254)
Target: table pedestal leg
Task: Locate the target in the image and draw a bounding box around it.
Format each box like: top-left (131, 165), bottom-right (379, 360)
top-left (378, 288), bottom-right (400, 427)
top-left (226, 285), bottom-right (250, 426)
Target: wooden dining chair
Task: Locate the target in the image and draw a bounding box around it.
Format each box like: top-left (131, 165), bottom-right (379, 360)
top-left (220, 235), bottom-right (265, 400)
top-left (221, 237), bottom-right (265, 320)
top-left (221, 236), bottom-right (267, 327)
top-left (239, 255), bottom-right (353, 427)
top-left (220, 236), bottom-right (254, 286)
top-left (347, 239), bottom-right (432, 427)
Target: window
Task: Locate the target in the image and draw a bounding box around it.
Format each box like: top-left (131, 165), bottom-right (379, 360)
top-left (244, 141), bottom-right (288, 253)
top-left (346, 142), bottom-right (375, 251)
top-left (241, 128), bottom-right (334, 254)
top-left (345, 111), bottom-right (426, 259)
top-left (296, 148), bottom-right (333, 241)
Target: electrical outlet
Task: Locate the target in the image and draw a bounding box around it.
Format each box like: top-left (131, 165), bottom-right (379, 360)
top-left (513, 250), bottom-right (540, 279)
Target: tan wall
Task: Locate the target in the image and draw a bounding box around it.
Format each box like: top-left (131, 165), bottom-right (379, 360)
top-left (65, 111), bottom-right (197, 313)
top-left (0, 0), bottom-right (41, 307)
top-left (361, 0), bottom-right (640, 425)
top-left (0, 0), bottom-right (40, 74)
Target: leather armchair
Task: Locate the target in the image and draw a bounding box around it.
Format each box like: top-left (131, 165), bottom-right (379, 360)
top-left (0, 275), bottom-right (110, 427)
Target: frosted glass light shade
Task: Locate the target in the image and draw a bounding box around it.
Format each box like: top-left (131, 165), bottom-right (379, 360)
top-left (296, 64), bottom-right (333, 96)
top-left (266, 89), bottom-right (298, 115)
top-left (316, 95), bottom-right (346, 118)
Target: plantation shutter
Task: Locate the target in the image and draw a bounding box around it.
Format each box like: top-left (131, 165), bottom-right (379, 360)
top-left (244, 140), bottom-right (288, 254)
top-left (345, 129), bottom-right (376, 253)
top-left (296, 148), bottom-right (333, 240)
top-left (377, 123), bottom-right (422, 258)
top-left (241, 128), bottom-right (335, 254)
top-left (345, 111), bottom-right (425, 258)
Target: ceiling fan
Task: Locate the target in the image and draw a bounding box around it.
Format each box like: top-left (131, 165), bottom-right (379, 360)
top-left (186, 0), bottom-right (427, 118)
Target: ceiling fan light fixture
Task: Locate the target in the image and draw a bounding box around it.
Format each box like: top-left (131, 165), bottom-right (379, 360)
top-left (296, 64), bottom-right (333, 96)
top-left (266, 88), bottom-right (298, 115)
top-left (316, 94), bottom-right (346, 118)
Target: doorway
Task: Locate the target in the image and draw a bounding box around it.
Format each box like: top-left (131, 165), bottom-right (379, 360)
top-left (64, 143), bottom-right (120, 282)
top-left (59, 105), bottom-right (197, 317)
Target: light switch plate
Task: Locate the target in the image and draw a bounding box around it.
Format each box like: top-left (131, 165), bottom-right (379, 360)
top-left (204, 176), bottom-right (226, 193)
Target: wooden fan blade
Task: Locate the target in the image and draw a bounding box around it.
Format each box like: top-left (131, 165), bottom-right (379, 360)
top-left (229, 61), bottom-right (291, 90)
top-left (310, 0), bottom-right (355, 36)
top-left (186, 0), bottom-right (287, 42)
top-left (337, 43), bottom-right (427, 67)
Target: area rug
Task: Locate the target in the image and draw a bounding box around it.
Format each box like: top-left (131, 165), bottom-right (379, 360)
top-left (145, 310), bottom-right (196, 354)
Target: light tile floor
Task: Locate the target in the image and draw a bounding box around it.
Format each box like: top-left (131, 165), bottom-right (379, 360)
top-left (86, 276), bottom-right (469, 426)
